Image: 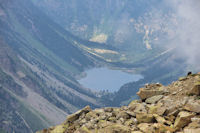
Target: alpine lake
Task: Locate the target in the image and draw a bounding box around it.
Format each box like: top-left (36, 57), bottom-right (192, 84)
top-left (78, 67), bottom-right (143, 92)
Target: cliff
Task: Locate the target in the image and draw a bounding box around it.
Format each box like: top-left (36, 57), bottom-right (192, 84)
top-left (37, 73), bottom-right (200, 133)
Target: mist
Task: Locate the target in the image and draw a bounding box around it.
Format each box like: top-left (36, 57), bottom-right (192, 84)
top-left (165, 0), bottom-right (200, 71)
top-left (138, 0), bottom-right (200, 71)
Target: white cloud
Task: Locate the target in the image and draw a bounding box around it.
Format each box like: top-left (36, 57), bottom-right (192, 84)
top-left (166, 0), bottom-right (200, 71)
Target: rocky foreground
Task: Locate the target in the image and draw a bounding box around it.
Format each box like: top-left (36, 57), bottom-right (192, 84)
top-left (37, 73), bottom-right (200, 133)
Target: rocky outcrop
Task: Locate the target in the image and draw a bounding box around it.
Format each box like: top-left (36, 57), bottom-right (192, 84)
top-left (137, 83), bottom-right (168, 100)
top-left (37, 73), bottom-right (200, 133)
top-left (174, 111), bottom-right (195, 129)
top-left (188, 82), bottom-right (200, 96)
top-left (66, 106), bottom-right (91, 123)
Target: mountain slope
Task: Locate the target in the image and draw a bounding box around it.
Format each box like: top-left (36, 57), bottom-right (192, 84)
top-left (0, 0), bottom-right (119, 132)
top-left (0, 39), bottom-right (52, 132)
top-left (31, 0), bottom-right (173, 52)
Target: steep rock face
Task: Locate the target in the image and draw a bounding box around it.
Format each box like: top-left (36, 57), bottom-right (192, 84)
top-left (38, 73), bottom-right (200, 133)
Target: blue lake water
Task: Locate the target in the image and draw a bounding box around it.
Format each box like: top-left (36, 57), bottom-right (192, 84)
top-left (78, 68), bottom-right (143, 92)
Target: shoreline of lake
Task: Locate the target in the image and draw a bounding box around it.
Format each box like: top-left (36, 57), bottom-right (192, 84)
top-left (78, 67), bottom-right (143, 92)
